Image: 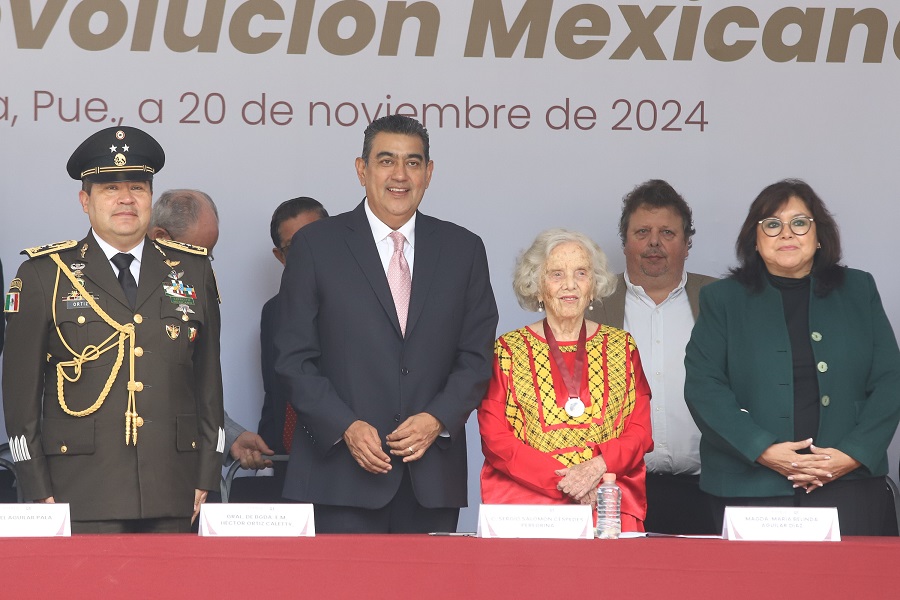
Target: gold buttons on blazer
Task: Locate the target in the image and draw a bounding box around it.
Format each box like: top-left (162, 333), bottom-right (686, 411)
top-left (134, 381), bottom-right (144, 392)
top-left (811, 332), bottom-right (822, 342)
top-left (133, 347), bottom-right (144, 357)
top-left (133, 314), bottom-right (143, 324)
top-left (817, 361), bottom-right (828, 372)
top-left (136, 417), bottom-right (144, 427)
top-left (60, 445), bottom-right (68, 453)
top-left (191, 441), bottom-right (197, 449)
top-left (77, 315), bottom-right (86, 325)
top-left (821, 395), bottom-right (831, 407)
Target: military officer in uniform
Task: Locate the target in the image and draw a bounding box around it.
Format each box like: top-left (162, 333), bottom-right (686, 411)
top-left (2, 126), bottom-right (224, 533)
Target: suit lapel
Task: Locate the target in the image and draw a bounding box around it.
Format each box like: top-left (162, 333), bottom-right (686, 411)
top-left (136, 239), bottom-right (175, 310)
top-left (78, 231), bottom-right (131, 309)
top-left (344, 202), bottom-right (403, 337)
top-left (405, 214), bottom-right (438, 337)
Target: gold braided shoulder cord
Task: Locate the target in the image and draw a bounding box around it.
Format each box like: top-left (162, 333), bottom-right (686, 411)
top-left (49, 254), bottom-right (140, 445)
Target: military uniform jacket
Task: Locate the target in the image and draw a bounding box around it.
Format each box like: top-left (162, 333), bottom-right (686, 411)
top-left (2, 232), bottom-right (224, 521)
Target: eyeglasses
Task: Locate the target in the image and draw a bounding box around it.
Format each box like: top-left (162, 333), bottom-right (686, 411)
top-left (757, 215), bottom-right (814, 237)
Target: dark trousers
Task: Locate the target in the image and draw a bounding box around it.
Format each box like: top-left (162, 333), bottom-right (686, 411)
top-left (72, 517), bottom-right (191, 534)
top-left (313, 466), bottom-right (459, 534)
top-left (644, 472), bottom-right (718, 535)
top-left (711, 476), bottom-right (889, 536)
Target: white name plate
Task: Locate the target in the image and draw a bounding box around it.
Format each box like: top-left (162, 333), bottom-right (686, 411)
top-left (0, 503), bottom-right (71, 537)
top-left (476, 504), bottom-right (593, 539)
top-left (198, 503), bottom-right (315, 537)
top-left (723, 506), bottom-right (840, 541)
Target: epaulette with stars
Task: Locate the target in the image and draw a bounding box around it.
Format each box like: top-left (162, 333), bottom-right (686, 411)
top-left (154, 238), bottom-right (208, 256)
top-left (21, 240), bottom-right (78, 258)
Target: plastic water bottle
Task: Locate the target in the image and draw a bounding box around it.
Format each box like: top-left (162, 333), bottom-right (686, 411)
top-left (596, 473), bottom-right (621, 539)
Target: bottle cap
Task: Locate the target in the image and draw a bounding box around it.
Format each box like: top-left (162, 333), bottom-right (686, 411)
top-left (602, 473), bottom-right (616, 483)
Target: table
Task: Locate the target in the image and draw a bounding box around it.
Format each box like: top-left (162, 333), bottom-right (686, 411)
top-left (3, 534), bottom-right (899, 598)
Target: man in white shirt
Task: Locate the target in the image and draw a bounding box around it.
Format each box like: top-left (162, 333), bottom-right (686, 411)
top-left (591, 179), bottom-right (717, 534)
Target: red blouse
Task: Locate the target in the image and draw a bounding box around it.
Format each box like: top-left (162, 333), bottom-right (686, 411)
top-left (477, 324), bottom-right (653, 531)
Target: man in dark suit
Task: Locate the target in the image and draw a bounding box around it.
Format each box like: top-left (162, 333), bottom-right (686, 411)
top-left (275, 115), bottom-right (498, 533)
top-left (2, 127), bottom-right (224, 533)
top-left (1, 257), bottom-right (4, 355)
top-left (590, 179), bottom-right (717, 535)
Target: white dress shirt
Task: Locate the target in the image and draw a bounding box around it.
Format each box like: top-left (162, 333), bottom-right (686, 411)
top-left (365, 201), bottom-right (415, 277)
top-left (623, 270), bottom-right (701, 476)
top-left (93, 232), bottom-right (144, 285)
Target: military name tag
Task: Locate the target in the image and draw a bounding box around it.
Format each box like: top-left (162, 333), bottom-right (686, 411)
top-left (0, 504), bottom-right (71, 537)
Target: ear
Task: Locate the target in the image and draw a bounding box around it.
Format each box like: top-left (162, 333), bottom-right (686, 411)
top-left (273, 247), bottom-right (286, 266)
top-left (149, 226), bottom-right (170, 241)
top-left (424, 160), bottom-right (434, 189)
top-left (355, 157), bottom-right (367, 186)
top-left (78, 190), bottom-right (90, 214)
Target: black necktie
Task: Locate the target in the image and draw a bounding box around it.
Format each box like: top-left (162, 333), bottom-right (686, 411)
top-left (111, 252), bottom-right (138, 309)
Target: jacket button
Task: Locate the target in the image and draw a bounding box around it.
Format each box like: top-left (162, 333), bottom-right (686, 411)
top-left (136, 417), bottom-right (144, 427)
top-left (77, 315), bottom-right (86, 325)
top-left (133, 347), bottom-right (144, 357)
top-left (811, 332), bottom-right (822, 342)
top-left (191, 441), bottom-right (197, 449)
top-left (60, 445), bottom-right (68, 453)
top-left (133, 314), bottom-right (143, 324)
top-left (401, 368), bottom-right (409, 375)
top-left (821, 395), bottom-right (830, 407)
top-left (817, 361), bottom-right (828, 373)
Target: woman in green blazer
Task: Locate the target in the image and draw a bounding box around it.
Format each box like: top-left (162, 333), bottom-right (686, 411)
top-left (685, 179), bottom-right (900, 535)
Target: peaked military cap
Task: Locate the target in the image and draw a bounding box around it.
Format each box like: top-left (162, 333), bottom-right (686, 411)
top-left (67, 126), bottom-right (165, 183)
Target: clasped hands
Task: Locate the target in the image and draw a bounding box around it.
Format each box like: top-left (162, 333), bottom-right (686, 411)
top-left (343, 413), bottom-right (442, 474)
top-left (555, 456), bottom-right (607, 506)
top-left (757, 438), bottom-right (860, 493)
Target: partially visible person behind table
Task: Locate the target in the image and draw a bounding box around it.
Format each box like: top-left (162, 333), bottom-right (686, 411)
top-left (148, 189), bottom-right (275, 473)
top-left (254, 197), bottom-right (328, 497)
top-left (685, 179), bottom-right (900, 535)
top-left (2, 127), bottom-right (224, 533)
top-left (478, 229), bottom-right (653, 532)
top-left (591, 179), bottom-right (717, 534)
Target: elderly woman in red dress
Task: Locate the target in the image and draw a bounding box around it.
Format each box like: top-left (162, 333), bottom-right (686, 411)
top-left (478, 229), bottom-right (653, 532)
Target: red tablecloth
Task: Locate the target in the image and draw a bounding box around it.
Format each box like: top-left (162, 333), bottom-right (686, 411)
top-left (3, 534), bottom-right (899, 598)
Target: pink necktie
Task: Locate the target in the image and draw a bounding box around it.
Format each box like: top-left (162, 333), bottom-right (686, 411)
top-left (387, 231), bottom-right (411, 336)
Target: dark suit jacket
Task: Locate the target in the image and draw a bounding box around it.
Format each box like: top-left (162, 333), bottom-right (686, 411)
top-left (590, 272), bottom-right (718, 327)
top-left (274, 201), bottom-right (498, 509)
top-left (2, 232), bottom-right (223, 520)
top-left (685, 269), bottom-right (900, 497)
top-left (1, 257), bottom-right (5, 356)
top-left (257, 293), bottom-right (287, 454)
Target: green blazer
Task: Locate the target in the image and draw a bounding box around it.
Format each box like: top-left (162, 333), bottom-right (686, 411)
top-left (684, 268), bottom-right (900, 498)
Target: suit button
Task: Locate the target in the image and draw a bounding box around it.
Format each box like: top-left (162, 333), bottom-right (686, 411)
top-left (401, 368), bottom-right (409, 375)
top-left (821, 395), bottom-right (830, 407)
top-left (136, 417), bottom-right (144, 427)
top-left (817, 361), bottom-right (828, 373)
top-left (191, 441), bottom-right (197, 449)
top-left (60, 445), bottom-right (68, 453)
top-left (133, 314), bottom-right (143, 324)
top-left (77, 315), bottom-right (86, 325)
top-left (133, 347), bottom-right (143, 357)
top-left (811, 332), bottom-right (822, 342)
top-left (393, 414), bottom-right (401, 423)
top-left (133, 381), bottom-right (144, 392)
